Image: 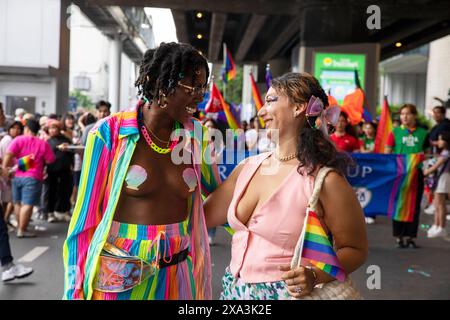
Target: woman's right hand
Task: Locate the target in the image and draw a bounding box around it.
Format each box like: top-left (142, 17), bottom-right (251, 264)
top-left (279, 265), bottom-right (316, 298)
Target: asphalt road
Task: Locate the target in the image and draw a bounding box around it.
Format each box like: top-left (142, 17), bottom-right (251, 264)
top-left (1, 210), bottom-right (449, 300)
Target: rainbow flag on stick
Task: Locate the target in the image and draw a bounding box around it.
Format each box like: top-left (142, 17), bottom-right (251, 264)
top-left (222, 43), bottom-right (236, 83)
top-left (298, 209), bottom-right (346, 282)
top-left (249, 73), bottom-right (265, 128)
top-left (206, 83), bottom-right (240, 130)
top-left (388, 153), bottom-right (424, 222)
top-left (374, 96), bottom-right (393, 153)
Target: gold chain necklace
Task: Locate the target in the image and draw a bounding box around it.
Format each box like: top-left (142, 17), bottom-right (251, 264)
top-left (274, 152), bottom-right (297, 162)
top-left (146, 126), bottom-right (170, 144)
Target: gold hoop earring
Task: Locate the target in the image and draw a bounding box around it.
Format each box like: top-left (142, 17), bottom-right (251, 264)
top-left (159, 101), bottom-right (168, 109)
top-left (158, 92), bottom-right (168, 109)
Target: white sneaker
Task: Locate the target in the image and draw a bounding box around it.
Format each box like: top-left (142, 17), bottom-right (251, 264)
top-left (1, 264), bottom-right (34, 282)
top-left (16, 230), bottom-right (36, 238)
top-left (8, 216), bottom-right (18, 228)
top-left (54, 212), bottom-right (71, 222)
top-left (428, 227), bottom-right (448, 238)
top-left (47, 213), bottom-right (57, 223)
top-left (63, 213), bottom-right (72, 222)
top-left (365, 217), bottom-right (375, 224)
top-left (424, 205), bottom-right (435, 215)
top-left (427, 225), bottom-right (438, 235)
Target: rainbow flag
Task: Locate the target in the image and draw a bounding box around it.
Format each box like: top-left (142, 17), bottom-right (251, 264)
top-left (249, 73), bottom-right (265, 128)
top-left (17, 155), bottom-right (34, 172)
top-left (388, 153), bottom-right (424, 222)
top-left (197, 111), bottom-right (205, 121)
top-left (374, 96), bottom-right (393, 153)
top-left (218, 103), bottom-right (241, 125)
top-left (207, 83), bottom-right (240, 130)
top-left (300, 209), bottom-right (346, 282)
top-left (222, 43), bottom-right (236, 83)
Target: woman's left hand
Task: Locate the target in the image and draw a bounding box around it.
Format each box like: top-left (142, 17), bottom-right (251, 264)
top-left (279, 265), bottom-right (315, 298)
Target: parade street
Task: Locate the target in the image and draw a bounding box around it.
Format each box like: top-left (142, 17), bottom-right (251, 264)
top-left (1, 210), bottom-right (449, 300)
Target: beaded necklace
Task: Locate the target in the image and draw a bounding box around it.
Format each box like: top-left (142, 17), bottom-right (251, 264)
top-left (138, 107), bottom-right (180, 154)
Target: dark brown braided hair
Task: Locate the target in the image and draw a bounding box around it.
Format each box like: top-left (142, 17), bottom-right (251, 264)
top-left (135, 42), bottom-right (210, 103)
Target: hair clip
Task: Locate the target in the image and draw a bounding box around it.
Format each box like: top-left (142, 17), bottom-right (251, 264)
top-left (146, 75), bottom-right (150, 81)
top-left (168, 79), bottom-right (174, 88)
top-left (178, 72), bottom-right (184, 79)
top-left (306, 95), bottom-right (340, 135)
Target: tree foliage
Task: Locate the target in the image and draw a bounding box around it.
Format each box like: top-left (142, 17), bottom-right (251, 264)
top-left (218, 66), bottom-right (243, 105)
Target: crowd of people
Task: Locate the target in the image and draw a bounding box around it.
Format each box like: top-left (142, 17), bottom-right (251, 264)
top-left (326, 104), bottom-right (449, 245)
top-left (0, 42), bottom-right (447, 300)
top-left (202, 102), bottom-right (449, 243)
top-left (230, 103), bottom-right (450, 243)
top-left (0, 101), bottom-right (111, 282)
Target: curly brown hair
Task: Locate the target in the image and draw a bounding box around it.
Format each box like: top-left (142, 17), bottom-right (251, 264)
top-left (270, 72), bottom-right (352, 176)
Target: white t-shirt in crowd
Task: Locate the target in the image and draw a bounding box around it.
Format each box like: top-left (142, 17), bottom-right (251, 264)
top-left (245, 129), bottom-right (258, 151)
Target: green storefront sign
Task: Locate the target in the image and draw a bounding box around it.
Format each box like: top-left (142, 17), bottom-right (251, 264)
top-left (314, 52), bottom-right (366, 104)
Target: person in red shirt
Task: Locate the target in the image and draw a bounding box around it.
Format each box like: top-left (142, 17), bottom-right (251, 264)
top-left (330, 112), bottom-right (360, 152)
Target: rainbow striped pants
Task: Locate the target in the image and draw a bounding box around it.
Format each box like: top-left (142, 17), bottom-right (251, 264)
top-left (92, 220), bottom-right (195, 300)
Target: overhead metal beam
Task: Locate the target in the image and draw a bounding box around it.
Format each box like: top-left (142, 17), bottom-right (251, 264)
top-left (261, 17), bottom-right (300, 62)
top-left (235, 15), bottom-right (268, 62)
top-left (381, 21), bottom-right (450, 60)
top-left (378, 20), bottom-right (441, 48)
top-left (84, 0), bottom-right (298, 15)
top-left (171, 10), bottom-right (190, 43)
top-left (208, 13), bottom-right (227, 61)
top-left (378, 3), bottom-right (450, 20)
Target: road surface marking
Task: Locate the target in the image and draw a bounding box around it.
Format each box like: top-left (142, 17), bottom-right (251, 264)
top-left (18, 246), bottom-right (49, 263)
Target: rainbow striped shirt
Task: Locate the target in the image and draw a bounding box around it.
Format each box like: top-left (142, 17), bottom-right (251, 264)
top-left (62, 104), bottom-right (221, 300)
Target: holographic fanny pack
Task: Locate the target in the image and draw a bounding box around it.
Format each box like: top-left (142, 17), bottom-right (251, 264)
top-left (93, 242), bottom-right (189, 293)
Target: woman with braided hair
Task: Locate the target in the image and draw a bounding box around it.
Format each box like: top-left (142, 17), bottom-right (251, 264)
top-left (63, 42), bottom-right (221, 300)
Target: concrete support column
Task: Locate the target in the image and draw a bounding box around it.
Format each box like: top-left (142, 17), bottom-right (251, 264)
top-left (55, 0), bottom-right (71, 116)
top-left (241, 64), bottom-right (258, 122)
top-left (298, 45), bottom-right (307, 73)
top-left (425, 35), bottom-right (450, 117)
top-left (108, 33), bottom-right (122, 113)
